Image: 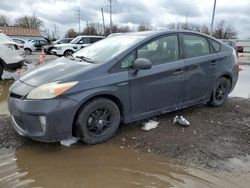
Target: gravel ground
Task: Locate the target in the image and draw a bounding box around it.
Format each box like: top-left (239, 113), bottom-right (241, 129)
top-left (1, 97), bottom-right (250, 170)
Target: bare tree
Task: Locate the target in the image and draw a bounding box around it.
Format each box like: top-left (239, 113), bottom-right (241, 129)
top-left (200, 25), bottom-right (210, 35)
top-left (82, 23), bottom-right (103, 35)
top-left (65, 28), bottom-right (78, 38)
top-left (167, 22), bottom-right (200, 31)
top-left (15, 14), bottom-right (43, 29)
top-left (137, 24), bottom-right (153, 31)
top-left (212, 20), bottom-right (237, 39)
top-left (0, 15), bottom-right (9, 26)
top-left (104, 25), bottom-right (131, 36)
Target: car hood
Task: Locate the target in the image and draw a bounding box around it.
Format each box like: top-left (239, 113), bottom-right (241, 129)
top-left (19, 57), bottom-right (96, 86)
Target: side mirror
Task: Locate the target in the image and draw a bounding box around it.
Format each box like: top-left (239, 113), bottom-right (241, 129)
top-left (133, 58), bottom-right (152, 70)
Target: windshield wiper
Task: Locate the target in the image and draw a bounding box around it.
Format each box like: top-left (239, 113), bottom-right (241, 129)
top-left (75, 55), bottom-right (95, 64)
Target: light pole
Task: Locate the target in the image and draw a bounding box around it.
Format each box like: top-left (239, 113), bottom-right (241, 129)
top-left (210, 0), bottom-right (217, 35)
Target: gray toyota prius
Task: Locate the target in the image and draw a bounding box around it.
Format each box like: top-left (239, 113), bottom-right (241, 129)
top-left (8, 31), bottom-right (239, 144)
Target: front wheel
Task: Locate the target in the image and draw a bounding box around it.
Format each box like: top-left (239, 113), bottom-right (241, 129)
top-left (76, 98), bottom-right (120, 144)
top-left (0, 64), bottom-right (3, 79)
top-left (24, 48), bottom-right (32, 55)
top-left (208, 77), bottom-right (231, 107)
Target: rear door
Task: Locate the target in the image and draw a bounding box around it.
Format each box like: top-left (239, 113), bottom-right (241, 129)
top-left (181, 33), bottom-right (218, 104)
top-left (129, 34), bottom-right (184, 118)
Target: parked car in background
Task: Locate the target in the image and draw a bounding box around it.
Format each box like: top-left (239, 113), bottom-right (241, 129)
top-left (236, 45), bottom-right (244, 53)
top-left (29, 38), bottom-right (51, 51)
top-left (8, 31), bottom-right (239, 144)
top-left (51, 35), bottom-right (105, 56)
top-left (222, 40), bottom-right (238, 56)
top-left (0, 33), bottom-right (24, 78)
top-left (12, 38), bottom-right (36, 55)
top-left (43, 38), bottom-right (73, 54)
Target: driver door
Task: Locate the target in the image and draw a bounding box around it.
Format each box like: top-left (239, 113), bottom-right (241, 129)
top-left (129, 34), bottom-right (184, 118)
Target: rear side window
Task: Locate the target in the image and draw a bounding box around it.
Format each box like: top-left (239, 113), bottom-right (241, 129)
top-left (137, 35), bottom-right (179, 65)
top-left (90, 37), bottom-right (103, 43)
top-left (13, 39), bottom-right (25, 44)
top-left (78, 37), bottom-right (90, 44)
top-left (183, 34), bottom-right (210, 58)
top-left (209, 38), bottom-right (221, 52)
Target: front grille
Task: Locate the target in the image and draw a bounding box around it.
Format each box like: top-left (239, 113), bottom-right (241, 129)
top-left (10, 92), bottom-right (24, 99)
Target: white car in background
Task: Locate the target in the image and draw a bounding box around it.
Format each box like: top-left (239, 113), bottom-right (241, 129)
top-left (0, 33), bottom-right (24, 78)
top-left (51, 35), bottom-right (105, 56)
top-left (12, 38), bottom-right (36, 55)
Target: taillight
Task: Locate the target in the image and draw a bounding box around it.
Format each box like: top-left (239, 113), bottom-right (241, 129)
top-left (236, 65), bottom-right (244, 72)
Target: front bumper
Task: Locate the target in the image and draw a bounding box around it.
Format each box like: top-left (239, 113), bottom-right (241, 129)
top-left (51, 49), bottom-right (64, 56)
top-left (8, 95), bottom-right (79, 142)
top-left (5, 60), bottom-right (24, 70)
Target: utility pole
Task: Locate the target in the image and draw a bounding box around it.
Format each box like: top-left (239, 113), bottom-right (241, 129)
top-left (106, 0), bottom-right (116, 34)
top-left (76, 7), bottom-right (81, 33)
top-left (184, 12), bottom-right (188, 30)
top-left (210, 0), bottom-right (217, 35)
top-left (54, 24), bottom-right (58, 39)
top-left (101, 8), bottom-right (106, 35)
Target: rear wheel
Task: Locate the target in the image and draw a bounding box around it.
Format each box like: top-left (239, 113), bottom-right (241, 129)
top-left (76, 98), bottom-right (120, 144)
top-left (64, 50), bottom-right (73, 57)
top-left (209, 77), bottom-right (231, 107)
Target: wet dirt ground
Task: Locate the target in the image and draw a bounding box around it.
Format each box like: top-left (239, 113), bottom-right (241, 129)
top-left (0, 55), bottom-right (250, 187)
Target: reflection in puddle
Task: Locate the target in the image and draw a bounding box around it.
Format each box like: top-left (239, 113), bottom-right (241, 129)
top-left (0, 144), bottom-right (249, 188)
top-left (230, 65), bottom-right (250, 98)
top-left (0, 80), bottom-right (13, 115)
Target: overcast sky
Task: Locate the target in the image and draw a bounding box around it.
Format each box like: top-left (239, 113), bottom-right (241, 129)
top-left (0, 0), bottom-right (249, 38)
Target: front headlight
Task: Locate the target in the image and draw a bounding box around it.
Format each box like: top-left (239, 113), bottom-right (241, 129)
top-left (26, 81), bottom-right (78, 99)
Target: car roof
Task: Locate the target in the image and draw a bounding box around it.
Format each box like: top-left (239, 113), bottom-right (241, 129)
top-left (78, 35), bottom-right (105, 38)
top-left (111, 30), bottom-right (223, 44)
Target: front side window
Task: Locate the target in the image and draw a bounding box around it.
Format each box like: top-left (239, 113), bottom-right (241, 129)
top-left (110, 53), bottom-right (135, 73)
top-left (137, 35), bottom-right (179, 65)
top-left (183, 35), bottom-right (210, 58)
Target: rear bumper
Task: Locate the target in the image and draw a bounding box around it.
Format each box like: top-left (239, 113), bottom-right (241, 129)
top-left (8, 96), bottom-right (79, 142)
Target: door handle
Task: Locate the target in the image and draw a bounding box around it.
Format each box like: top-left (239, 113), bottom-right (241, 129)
top-left (173, 69), bottom-right (184, 75)
top-left (210, 60), bottom-right (217, 66)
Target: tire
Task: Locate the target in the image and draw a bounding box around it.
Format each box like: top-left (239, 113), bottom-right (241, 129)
top-left (0, 64), bottom-right (3, 80)
top-left (64, 50), bottom-right (73, 57)
top-left (76, 98), bottom-right (120, 144)
top-left (48, 47), bottom-right (54, 54)
top-left (208, 77), bottom-right (231, 107)
top-left (24, 48), bottom-right (32, 55)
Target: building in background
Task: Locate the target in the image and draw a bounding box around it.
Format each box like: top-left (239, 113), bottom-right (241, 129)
top-left (0, 26), bottom-right (43, 40)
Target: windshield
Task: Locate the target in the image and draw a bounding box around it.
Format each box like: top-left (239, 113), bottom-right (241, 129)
top-left (73, 35), bottom-right (146, 63)
top-left (70, 36), bottom-right (81, 44)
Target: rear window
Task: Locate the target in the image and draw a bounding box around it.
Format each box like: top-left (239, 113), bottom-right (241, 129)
top-left (208, 38), bottom-right (221, 52)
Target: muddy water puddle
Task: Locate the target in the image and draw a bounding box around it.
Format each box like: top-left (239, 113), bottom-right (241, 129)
top-left (0, 144), bottom-right (250, 188)
top-left (0, 80), bottom-right (13, 115)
